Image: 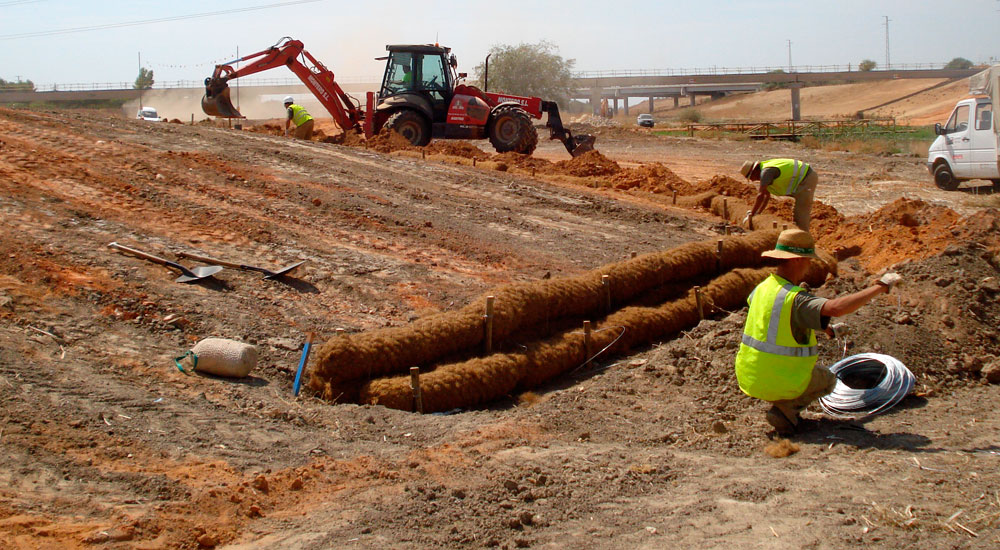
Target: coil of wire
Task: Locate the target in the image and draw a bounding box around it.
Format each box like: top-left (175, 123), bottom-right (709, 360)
top-left (819, 353), bottom-right (915, 418)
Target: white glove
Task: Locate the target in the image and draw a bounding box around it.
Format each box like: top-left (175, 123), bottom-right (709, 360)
top-left (741, 210), bottom-right (753, 226)
top-left (877, 272), bottom-right (902, 293)
top-left (830, 323), bottom-right (849, 339)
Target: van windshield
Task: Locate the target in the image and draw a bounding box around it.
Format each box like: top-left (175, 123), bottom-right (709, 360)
top-left (945, 105), bottom-right (969, 133)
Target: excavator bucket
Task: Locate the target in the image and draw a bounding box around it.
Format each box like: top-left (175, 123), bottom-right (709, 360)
top-left (568, 134), bottom-right (597, 157)
top-left (201, 85), bottom-right (244, 118)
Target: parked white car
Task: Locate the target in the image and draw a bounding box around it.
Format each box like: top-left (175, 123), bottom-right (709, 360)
top-left (136, 107), bottom-right (162, 122)
top-left (636, 113), bottom-right (655, 128)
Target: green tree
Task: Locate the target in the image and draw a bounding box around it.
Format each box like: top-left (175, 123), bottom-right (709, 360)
top-left (0, 77), bottom-right (35, 91)
top-left (472, 41), bottom-right (574, 104)
top-left (761, 69), bottom-right (789, 91)
top-left (134, 67), bottom-right (154, 90)
top-left (944, 57), bottom-right (973, 69)
top-left (858, 59), bottom-right (877, 72)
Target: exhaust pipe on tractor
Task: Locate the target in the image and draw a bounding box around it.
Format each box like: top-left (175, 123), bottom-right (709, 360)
top-left (202, 77), bottom-right (244, 118)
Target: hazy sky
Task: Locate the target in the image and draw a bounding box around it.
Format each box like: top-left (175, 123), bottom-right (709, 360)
top-left (1, 0), bottom-right (998, 86)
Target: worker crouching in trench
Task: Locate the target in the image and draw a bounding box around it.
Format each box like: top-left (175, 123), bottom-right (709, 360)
top-left (734, 229), bottom-right (902, 435)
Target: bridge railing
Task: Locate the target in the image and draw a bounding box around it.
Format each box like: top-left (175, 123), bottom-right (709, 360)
top-left (572, 63), bottom-right (950, 78)
top-left (7, 76), bottom-right (382, 93)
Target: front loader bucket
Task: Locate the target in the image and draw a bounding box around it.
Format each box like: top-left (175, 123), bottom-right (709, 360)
top-left (201, 86), bottom-right (244, 118)
top-left (569, 134), bottom-right (597, 157)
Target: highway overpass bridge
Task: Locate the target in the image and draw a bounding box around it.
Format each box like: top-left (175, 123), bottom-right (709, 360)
top-left (0, 68), bottom-right (979, 121)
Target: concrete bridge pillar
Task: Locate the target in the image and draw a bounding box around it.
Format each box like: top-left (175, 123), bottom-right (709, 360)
top-left (591, 86), bottom-right (603, 115)
top-left (673, 96), bottom-right (679, 108)
top-left (689, 94), bottom-right (696, 106)
top-left (623, 97), bottom-right (629, 116)
top-left (649, 97), bottom-right (654, 113)
top-left (789, 83), bottom-right (802, 121)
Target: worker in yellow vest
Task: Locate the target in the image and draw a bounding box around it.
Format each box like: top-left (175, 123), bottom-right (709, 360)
top-left (283, 96), bottom-right (314, 140)
top-left (734, 229), bottom-right (902, 434)
top-left (739, 158), bottom-right (818, 231)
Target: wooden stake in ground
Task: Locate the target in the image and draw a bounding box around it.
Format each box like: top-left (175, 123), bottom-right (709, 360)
top-left (602, 275), bottom-right (611, 312)
top-left (694, 286), bottom-right (704, 320)
top-left (716, 240), bottom-right (724, 273)
top-left (484, 296), bottom-right (495, 355)
top-left (583, 320), bottom-right (592, 362)
top-left (410, 367), bottom-right (423, 413)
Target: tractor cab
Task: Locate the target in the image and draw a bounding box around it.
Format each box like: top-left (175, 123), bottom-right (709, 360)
top-left (374, 45), bottom-right (464, 144)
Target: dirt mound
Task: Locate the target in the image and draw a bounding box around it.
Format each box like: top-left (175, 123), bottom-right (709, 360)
top-left (424, 141), bottom-right (491, 160)
top-left (491, 152), bottom-right (553, 172)
top-left (818, 198), bottom-right (976, 271)
top-left (245, 122), bottom-right (284, 137)
top-left (552, 150), bottom-right (621, 177)
top-left (607, 163), bottom-right (688, 192)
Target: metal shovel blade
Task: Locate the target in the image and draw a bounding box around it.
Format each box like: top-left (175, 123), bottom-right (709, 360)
top-left (108, 242), bottom-right (223, 284)
top-left (262, 260), bottom-right (306, 279)
top-left (175, 251), bottom-right (305, 280)
top-left (174, 265), bottom-right (224, 283)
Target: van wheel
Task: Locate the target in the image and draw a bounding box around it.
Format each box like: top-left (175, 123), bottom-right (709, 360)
top-left (933, 164), bottom-right (959, 191)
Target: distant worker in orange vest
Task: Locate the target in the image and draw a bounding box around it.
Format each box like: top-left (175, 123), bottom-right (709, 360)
top-left (283, 96), bottom-right (314, 140)
top-left (739, 159), bottom-right (819, 231)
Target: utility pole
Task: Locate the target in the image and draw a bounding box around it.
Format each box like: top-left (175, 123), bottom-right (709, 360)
top-left (787, 39), bottom-right (792, 72)
top-left (883, 16), bottom-right (891, 69)
top-left (138, 51), bottom-right (143, 109)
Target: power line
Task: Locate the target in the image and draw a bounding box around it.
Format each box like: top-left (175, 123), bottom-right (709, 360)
top-left (0, 0), bottom-right (45, 7)
top-left (0, 0), bottom-right (325, 40)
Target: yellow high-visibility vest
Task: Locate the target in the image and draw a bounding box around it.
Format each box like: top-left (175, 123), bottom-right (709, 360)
top-left (762, 158), bottom-right (810, 196)
top-left (735, 274), bottom-right (818, 401)
top-left (288, 104), bottom-right (313, 127)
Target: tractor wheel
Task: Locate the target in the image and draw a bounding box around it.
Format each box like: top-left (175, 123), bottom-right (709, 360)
top-left (488, 105), bottom-right (538, 155)
top-left (933, 163), bottom-right (959, 191)
top-left (384, 110), bottom-right (430, 146)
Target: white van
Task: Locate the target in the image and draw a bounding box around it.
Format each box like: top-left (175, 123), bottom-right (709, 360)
top-left (136, 107), bottom-right (162, 122)
top-left (927, 65), bottom-right (999, 190)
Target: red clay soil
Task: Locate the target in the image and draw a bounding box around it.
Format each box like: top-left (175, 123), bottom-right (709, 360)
top-left (424, 141), bottom-right (491, 160)
top-left (818, 198), bottom-right (1000, 272)
top-left (551, 150), bottom-right (622, 177)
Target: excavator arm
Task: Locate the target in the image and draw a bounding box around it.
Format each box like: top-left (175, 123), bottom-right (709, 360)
top-left (202, 37), bottom-right (363, 134)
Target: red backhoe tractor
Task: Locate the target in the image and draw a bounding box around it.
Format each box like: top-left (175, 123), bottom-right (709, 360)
top-left (202, 37), bottom-right (595, 157)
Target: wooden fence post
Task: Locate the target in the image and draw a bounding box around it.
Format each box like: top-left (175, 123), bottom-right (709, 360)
top-left (716, 239), bottom-right (723, 273)
top-left (583, 320), bottom-right (592, 362)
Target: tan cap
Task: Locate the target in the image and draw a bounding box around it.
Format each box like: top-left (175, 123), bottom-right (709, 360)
top-left (739, 160), bottom-right (758, 178)
top-left (761, 228), bottom-right (818, 259)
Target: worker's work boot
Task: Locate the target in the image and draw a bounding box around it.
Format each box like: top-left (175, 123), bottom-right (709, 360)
top-left (765, 405), bottom-right (799, 436)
